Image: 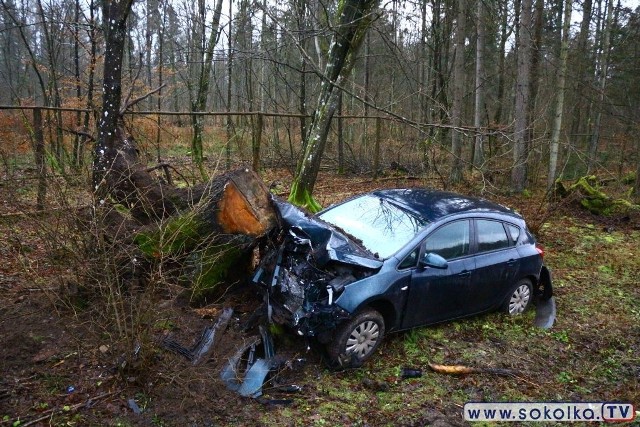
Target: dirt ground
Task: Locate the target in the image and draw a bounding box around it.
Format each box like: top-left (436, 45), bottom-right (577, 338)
top-left (1, 168), bottom-right (638, 426)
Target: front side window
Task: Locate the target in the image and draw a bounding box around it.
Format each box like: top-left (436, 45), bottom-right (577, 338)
top-left (398, 247), bottom-right (420, 269)
top-left (424, 220), bottom-right (470, 260)
top-left (476, 219), bottom-right (510, 252)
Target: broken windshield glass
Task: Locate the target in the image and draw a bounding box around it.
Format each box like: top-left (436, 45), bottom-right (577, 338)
top-left (318, 195), bottom-right (429, 258)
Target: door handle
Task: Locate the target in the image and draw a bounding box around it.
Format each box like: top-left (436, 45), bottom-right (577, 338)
top-left (401, 286), bottom-right (408, 291)
top-left (458, 271), bottom-right (471, 278)
top-left (507, 259), bottom-right (516, 266)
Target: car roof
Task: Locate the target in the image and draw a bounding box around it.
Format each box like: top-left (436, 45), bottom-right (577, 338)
top-left (371, 188), bottom-right (520, 223)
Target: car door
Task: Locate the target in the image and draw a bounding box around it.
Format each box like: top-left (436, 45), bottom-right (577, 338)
top-left (467, 218), bottom-right (520, 312)
top-left (401, 220), bottom-right (475, 328)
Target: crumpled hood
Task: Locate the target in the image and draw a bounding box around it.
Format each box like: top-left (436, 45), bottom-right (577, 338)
top-left (273, 197), bottom-right (383, 270)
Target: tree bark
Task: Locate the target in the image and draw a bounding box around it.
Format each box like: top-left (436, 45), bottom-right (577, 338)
top-left (512, 0), bottom-right (533, 192)
top-left (226, 0), bottom-right (234, 170)
top-left (587, 0), bottom-right (614, 172)
top-left (93, 0), bottom-right (134, 195)
top-left (473, 0), bottom-right (485, 170)
top-left (33, 108), bottom-right (46, 210)
top-left (449, 0), bottom-right (466, 184)
top-left (548, 0), bottom-right (572, 190)
top-left (190, 0), bottom-right (225, 175)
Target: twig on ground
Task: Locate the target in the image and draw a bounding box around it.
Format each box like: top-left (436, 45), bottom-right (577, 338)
top-left (20, 390), bottom-right (119, 427)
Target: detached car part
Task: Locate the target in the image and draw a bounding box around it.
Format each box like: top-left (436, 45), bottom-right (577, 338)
top-left (162, 307), bottom-right (233, 363)
top-left (221, 326), bottom-right (278, 398)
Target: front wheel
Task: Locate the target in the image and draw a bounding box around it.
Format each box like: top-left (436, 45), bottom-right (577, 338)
top-left (327, 308), bottom-right (385, 368)
top-left (502, 279), bottom-right (533, 315)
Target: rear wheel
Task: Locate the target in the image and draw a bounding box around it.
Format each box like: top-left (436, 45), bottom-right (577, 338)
top-left (502, 279), bottom-right (533, 315)
top-left (327, 308), bottom-right (385, 368)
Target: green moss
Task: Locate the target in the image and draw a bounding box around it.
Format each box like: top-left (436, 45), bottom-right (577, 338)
top-left (622, 171), bottom-right (636, 185)
top-left (569, 175), bottom-right (640, 215)
top-left (188, 243), bottom-right (244, 299)
top-left (288, 181), bottom-right (322, 213)
top-left (134, 211), bottom-right (204, 257)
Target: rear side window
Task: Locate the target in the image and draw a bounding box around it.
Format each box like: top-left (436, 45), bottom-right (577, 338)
top-left (424, 220), bottom-right (470, 260)
top-left (476, 219), bottom-right (510, 252)
top-left (507, 224), bottom-right (520, 243)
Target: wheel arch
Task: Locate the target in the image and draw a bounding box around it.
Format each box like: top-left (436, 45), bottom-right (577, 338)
top-left (365, 299), bottom-right (398, 331)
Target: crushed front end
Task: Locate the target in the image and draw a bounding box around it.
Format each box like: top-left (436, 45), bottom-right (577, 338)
top-left (252, 198), bottom-right (380, 340)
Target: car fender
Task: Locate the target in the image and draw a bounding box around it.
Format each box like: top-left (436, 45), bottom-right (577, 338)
top-left (334, 270), bottom-right (410, 328)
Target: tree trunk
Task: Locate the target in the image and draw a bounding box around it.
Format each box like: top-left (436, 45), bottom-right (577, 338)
top-left (548, 0), bottom-right (572, 190)
top-left (512, 0), bottom-right (533, 192)
top-left (33, 108), bottom-right (46, 210)
top-left (528, 0), bottom-right (544, 151)
top-left (73, 0), bottom-right (82, 168)
top-left (226, 0), bottom-right (234, 170)
top-left (569, 0), bottom-right (593, 154)
top-left (473, 0), bottom-right (485, 170)
top-left (93, 0), bottom-right (133, 194)
top-left (635, 136), bottom-right (640, 198)
top-left (587, 0), bottom-right (614, 172)
top-left (493, 0), bottom-right (510, 128)
top-left (190, 0), bottom-right (225, 175)
top-left (337, 90), bottom-right (345, 174)
top-left (449, 0), bottom-right (466, 184)
top-left (289, 0), bottom-right (379, 212)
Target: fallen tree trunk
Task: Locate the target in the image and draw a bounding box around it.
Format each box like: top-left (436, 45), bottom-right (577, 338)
top-left (98, 129), bottom-right (278, 301)
top-left (554, 175), bottom-right (640, 216)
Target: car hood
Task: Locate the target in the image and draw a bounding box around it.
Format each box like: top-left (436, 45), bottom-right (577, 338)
top-left (273, 197), bottom-right (383, 270)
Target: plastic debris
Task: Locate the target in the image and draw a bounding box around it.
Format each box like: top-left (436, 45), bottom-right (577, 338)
top-left (221, 326), bottom-right (282, 398)
top-left (534, 296), bottom-right (556, 329)
top-left (162, 307), bottom-right (234, 363)
top-left (400, 368), bottom-right (423, 379)
top-left (127, 398), bottom-right (142, 415)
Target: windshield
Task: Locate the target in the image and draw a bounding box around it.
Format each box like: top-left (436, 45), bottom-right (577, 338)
top-left (318, 195), bottom-right (429, 258)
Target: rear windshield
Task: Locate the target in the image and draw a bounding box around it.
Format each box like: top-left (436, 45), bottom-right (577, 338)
top-left (318, 195), bottom-right (429, 258)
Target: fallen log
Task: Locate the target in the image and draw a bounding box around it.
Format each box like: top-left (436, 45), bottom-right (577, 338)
top-left (97, 129), bottom-right (278, 301)
top-left (554, 175), bottom-right (640, 216)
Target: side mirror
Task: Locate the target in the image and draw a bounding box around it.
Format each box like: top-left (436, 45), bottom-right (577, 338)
top-left (420, 252), bottom-right (448, 269)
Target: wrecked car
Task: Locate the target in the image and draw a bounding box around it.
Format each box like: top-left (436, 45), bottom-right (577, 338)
top-left (253, 189), bottom-right (553, 368)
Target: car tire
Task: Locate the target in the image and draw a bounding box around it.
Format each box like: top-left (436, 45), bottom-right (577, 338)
top-left (502, 278), bottom-right (533, 315)
top-left (327, 308), bottom-right (385, 368)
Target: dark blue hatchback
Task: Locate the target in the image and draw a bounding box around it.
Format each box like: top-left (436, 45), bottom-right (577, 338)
top-left (255, 189), bottom-right (553, 367)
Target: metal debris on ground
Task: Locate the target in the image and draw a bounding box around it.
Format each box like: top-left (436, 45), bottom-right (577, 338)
top-left (162, 307), bottom-right (234, 363)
